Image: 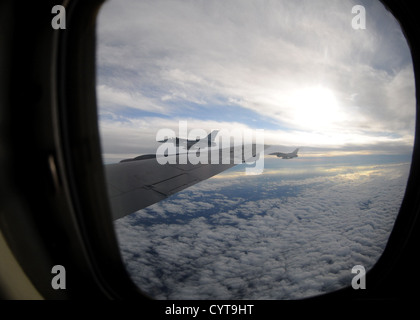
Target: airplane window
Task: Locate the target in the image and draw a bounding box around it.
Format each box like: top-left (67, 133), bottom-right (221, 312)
top-left (96, 0), bottom-right (415, 299)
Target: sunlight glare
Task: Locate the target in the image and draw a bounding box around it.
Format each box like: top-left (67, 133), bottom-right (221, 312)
top-left (288, 86), bottom-right (344, 131)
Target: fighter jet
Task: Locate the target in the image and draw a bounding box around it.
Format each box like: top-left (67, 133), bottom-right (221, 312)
top-left (269, 148), bottom-right (299, 159)
top-left (158, 130), bottom-right (219, 150)
top-left (107, 141), bottom-right (265, 220)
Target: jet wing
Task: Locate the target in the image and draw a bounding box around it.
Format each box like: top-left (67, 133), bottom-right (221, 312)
top-left (269, 152), bottom-right (286, 158)
top-left (104, 145), bottom-right (265, 220)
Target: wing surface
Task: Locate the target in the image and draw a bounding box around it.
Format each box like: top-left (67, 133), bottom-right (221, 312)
top-left (105, 145), bottom-right (264, 220)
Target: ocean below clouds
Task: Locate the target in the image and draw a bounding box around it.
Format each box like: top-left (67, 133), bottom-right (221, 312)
top-left (114, 154), bottom-right (411, 299)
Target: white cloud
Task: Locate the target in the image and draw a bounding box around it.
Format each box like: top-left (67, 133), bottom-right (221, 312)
top-left (96, 0), bottom-right (415, 158)
top-left (98, 116), bottom-right (262, 160)
top-left (97, 84), bottom-right (169, 113)
top-left (114, 161), bottom-right (409, 299)
top-left (98, 113), bottom-right (413, 164)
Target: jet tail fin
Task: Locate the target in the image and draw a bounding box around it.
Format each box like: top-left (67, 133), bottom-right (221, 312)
top-left (207, 130), bottom-right (219, 141)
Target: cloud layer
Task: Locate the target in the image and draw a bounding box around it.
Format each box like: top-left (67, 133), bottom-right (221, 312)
top-left (96, 0), bottom-right (415, 159)
top-left (114, 158), bottom-right (409, 299)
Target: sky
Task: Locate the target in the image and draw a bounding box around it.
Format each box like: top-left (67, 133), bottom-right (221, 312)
top-left (96, 0), bottom-right (415, 163)
top-left (95, 0), bottom-right (415, 300)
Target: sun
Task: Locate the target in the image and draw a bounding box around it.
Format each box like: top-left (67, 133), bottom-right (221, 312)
top-left (287, 86), bottom-right (344, 131)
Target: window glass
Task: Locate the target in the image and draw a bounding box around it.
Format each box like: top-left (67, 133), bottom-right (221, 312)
top-left (96, 0), bottom-right (415, 299)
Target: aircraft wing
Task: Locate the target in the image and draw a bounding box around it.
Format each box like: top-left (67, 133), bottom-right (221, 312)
top-left (104, 145), bottom-right (265, 220)
top-left (269, 152), bottom-right (286, 158)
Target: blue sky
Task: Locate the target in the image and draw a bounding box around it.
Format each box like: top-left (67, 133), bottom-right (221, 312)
top-left (96, 0), bottom-right (415, 163)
